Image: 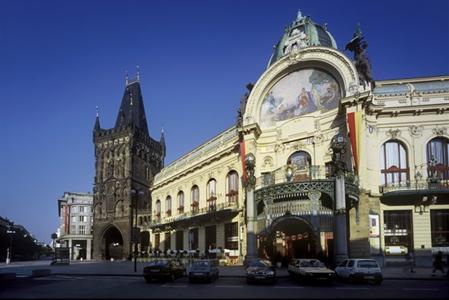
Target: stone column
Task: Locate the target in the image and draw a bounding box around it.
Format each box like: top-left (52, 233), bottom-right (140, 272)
top-left (244, 153), bottom-right (257, 263)
top-left (86, 239), bottom-right (92, 260)
top-left (68, 239), bottom-right (73, 260)
top-left (335, 174), bottom-right (348, 264)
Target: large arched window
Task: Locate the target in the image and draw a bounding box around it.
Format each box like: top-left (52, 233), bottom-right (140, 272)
top-left (226, 171), bottom-right (239, 204)
top-left (191, 185), bottom-right (199, 213)
top-left (165, 196), bottom-right (172, 217)
top-left (427, 137), bottom-right (449, 181)
top-left (207, 179), bottom-right (217, 211)
top-left (287, 151), bottom-right (312, 181)
top-left (380, 140), bottom-right (409, 186)
top-left (177, 191), bottom-right (185, 214)
top-left (155, 200), bottom-right (161, 220)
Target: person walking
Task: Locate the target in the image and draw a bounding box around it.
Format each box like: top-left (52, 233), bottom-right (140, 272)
top-left (405, 251), bottom-right (415, 273)
top-left (432, 251), bottom-right (445, 276)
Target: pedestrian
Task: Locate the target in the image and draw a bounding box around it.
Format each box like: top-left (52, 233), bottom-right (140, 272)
top-left (405, 251), bottom-right (415, 273)
top-left (432, 251), bottom-right (445, 276)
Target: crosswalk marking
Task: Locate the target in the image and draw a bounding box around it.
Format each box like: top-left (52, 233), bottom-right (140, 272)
top-left (402, 288), bottom-right (439, 291)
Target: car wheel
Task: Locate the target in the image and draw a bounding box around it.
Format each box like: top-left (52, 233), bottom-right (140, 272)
top-left (144, 276), bottom-right (151, 283)
top-left (374, 276), bottom-right (383, 285)
top-left (348, 275), bottom-right (356, 284)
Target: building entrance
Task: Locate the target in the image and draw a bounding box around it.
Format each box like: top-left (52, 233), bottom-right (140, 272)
top-left (102, 226), bottom-right (124, 260)
top-left (258, 216), bottom-right (317, 266)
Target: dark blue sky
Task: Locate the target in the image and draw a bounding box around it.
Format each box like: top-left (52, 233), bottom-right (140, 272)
top-left (1, 0), bottom-right (448, 243)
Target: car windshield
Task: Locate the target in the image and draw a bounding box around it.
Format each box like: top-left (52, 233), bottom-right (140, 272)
top-left (357, 260), bottom-right (379, 268)
top-left (300, 260), bottom-right (325, 267)
top-left (192, 261), bottom-right (210, 267)
top-left (249, 260), bottom-right (271, 268)
top-left (149, 260), bottom-right (170, 266)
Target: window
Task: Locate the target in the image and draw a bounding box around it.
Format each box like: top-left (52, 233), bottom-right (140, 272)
top-left (165, 196), bottom-right (172, 217)
top-left (380, 140), bottom-right (409, 186)
top-left (79, 225), bottom-right (86, 234)
top-left (207, 179), bottom-right (217, 211)
top-left (164, 232), bottom-right (171, 251)
top-left (71, 206), bottom-right (77, 213)
top-left (79, 215), bottom-right (86, 222)
top-left (71, 216), bottom-right (77, 223)
top-left (226, 171), bottom-right (239, 204)
top-left (155, 200), bottom-right (161, 220)
top-left (431, 209), bottom-right (449, 247)
top-left (70, 225), bottom-right (76, 235)
top-left (383, 210), bottom-right (413, 255)
top-left (189, 228), bottom-right (199, 250)
top-left (79, 206), bottom-right (85, 213)
top-left (176, 230), bottom-right (184, 250)
top-left (191, 186), bottom-right (199, 213)
top-left (224, 222), bottom-right (238, 250)
top-left (205, 225), bottom-right (217, 250)
top-left (155, 233), bottom-right (160, 251)
top-left (287, 151), bottom-right (312, 181)
top-left (347, 260), bottom-right (355, 267)
top-left (261, 172), bottom-right (274, 187)
top-left (427, 137), bottom-right (449, 181)
top-left (177, 191), bottom-right (184, 214)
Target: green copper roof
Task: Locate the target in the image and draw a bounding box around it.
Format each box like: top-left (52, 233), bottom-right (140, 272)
top-left (268, 11), bottom-right (337, 67)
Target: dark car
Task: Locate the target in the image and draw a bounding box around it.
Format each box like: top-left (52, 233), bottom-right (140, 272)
top-left (188, 259), bottom-right (219, 283)
top-left (288, 259), bottom-right (335, 284)
top-left (143, 259), bottom-right (185, 283)
top-left (246, 259), bottom-right (276, 284)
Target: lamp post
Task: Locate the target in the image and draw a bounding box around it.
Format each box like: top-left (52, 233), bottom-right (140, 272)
top-left (6, 227), bottom-right (16, 264)
top-left (130, 188), bottom-right (144, 273)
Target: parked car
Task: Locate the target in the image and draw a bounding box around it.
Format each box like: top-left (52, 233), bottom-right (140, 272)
top-left (143, 259), bottom-right (185, 283)
top-left (288, 258), bottom-right (335, 283)
top-left (188, 259), bottom-right (219, 283)
top-left (246, 259), bottom-right (276, 284)
top-left (334, 259), bottom-right (383, 285)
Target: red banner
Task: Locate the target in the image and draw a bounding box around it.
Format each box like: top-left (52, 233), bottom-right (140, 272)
top-left (347, 112), bottom-right (358, 173)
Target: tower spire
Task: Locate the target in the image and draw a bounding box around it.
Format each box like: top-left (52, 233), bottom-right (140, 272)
top-left (94, 106), bottom-right (101, 132)
top-left (125, 70), bottom-right (129, 85)
top-left (136, 65), bottom-right (140, 81)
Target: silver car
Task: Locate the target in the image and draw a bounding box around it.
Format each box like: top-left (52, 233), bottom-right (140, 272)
top-left (188, 259), bottom-right (219, 283)
top-left (334, 259), bottom-right (383, 285)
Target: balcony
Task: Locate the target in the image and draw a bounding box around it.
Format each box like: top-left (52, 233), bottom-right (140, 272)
top-left (149, 200), bottom-right (240, 231)
top-left (256, 165), bottom-right (327, 190)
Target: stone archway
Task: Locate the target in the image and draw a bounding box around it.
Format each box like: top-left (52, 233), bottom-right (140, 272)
top-left (102, 225), bottom-right (124, 260)
top-left (259, 215), bottom-right (317, 267)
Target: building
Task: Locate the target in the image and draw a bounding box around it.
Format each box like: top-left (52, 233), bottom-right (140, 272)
top-left (57, 192), bottom-right (94, 260)
top-left (92, 74), bottom-right (165, 260)
top-left (146, 11), bottom-right (449, 266)
top-left (92, 11), bottom-right (449, 266)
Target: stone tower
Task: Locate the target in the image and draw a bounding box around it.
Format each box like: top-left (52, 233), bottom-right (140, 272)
top-left (92, 75), bottom-right (165, 260)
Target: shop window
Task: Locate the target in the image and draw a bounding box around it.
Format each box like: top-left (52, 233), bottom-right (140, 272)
top-left (155, 233), bottom-right (160, 251)
top-left (383, 210), bottom-right (413, 255)
top-left (176, 230), bottom-right (184, 250)
top-left (427, 137), bottom-right (449, 181)
top-left (380, 140), bottom-right (409, 186)
top-left (431, 209), bottom-right (449, 247)
top-left (205, 225), bottom-right (217, 250)
top-left (225, 222), bottom-right (239, 250)
top-left (189, 228), bottom-right (199, 250)
top-left (164, 232), bottom-right (171, 251)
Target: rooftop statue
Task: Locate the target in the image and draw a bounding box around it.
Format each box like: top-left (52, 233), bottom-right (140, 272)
top-left (237, 83), bottom-right (254, 128)
top-left (345, 24), bottom-right (375, 89)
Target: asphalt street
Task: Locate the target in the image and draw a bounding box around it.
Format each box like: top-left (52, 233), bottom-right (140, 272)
top-left (0, 275), bottom-right (447, 299)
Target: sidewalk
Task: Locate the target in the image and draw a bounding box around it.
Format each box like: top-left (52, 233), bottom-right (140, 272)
top-left (1, 260), bottom-right (448, 280)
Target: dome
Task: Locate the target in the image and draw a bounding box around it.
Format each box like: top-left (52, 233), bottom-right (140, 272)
top-left (268, 10), bottom-right (337, 67)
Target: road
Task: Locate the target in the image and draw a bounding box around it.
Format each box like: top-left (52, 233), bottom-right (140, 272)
top-left (1, 275), bottom-right (447, 298)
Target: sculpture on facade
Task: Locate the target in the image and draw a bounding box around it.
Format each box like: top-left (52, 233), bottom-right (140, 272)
top-left (237, 83), bottom-right (254, 127)
top-left (345, 24), bottom-right (375, 89)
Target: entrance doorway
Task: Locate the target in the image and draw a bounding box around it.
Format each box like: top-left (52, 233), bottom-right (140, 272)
top-left (102, 226), bottom-right (123, 260)
top-left (259, 216), bottom-right (317, 266)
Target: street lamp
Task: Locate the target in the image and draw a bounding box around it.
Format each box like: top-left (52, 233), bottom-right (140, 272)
top-left (130, 188), bottom-right (144, 273)
top-left (6, 227), bottom-right (16, 264)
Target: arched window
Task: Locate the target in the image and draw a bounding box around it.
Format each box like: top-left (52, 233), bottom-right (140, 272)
top-left (165, 196), bottom-right (172, 217)
top-left (191, 185), bottom-right (199, 213)
top-left (287, 151), bottom-right (311, 181)
top-left (427, 137), bottom-right (449, 181)
top-left (177, 191), bottom-right (184, 214)
top-left (380, 140), bottom-right (409, 186)
top-left (226, 171), bottom-right (239, 204)
top-left (155, 200), bottom-right (161, 220)
top-left (207, 179), bottom-right (217, 211)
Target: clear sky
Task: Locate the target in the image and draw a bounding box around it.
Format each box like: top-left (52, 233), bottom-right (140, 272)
top-left (1, 0), bottom-right (448, 244)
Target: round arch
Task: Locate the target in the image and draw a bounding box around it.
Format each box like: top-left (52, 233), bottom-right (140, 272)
top-left (101, 225), bottom-right (124, 260)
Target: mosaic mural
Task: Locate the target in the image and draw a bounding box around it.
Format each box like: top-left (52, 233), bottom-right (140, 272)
top-left (259, 69), bottom-right (341, 127)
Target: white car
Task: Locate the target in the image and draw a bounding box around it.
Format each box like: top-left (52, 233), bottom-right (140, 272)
top-left (334, 259), bottom-right (383, 285)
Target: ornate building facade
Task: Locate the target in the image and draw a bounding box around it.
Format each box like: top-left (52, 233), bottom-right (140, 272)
top-left (145, 12), bottom-right (449, 266)
top-left (92, 75), bottom-right (165, 260)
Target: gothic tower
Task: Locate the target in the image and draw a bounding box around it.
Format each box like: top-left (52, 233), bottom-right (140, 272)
top-left (92, 74), bottom-right (165, 260)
